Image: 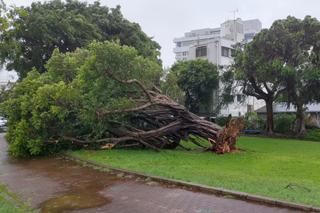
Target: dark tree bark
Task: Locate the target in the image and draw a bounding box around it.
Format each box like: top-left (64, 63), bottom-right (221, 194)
top-left (266, 99), bottom-right (274, 135)
top-left (241, 77), bottom-right (285, 135)
top-left (295, 104), bottom-right (306, 136)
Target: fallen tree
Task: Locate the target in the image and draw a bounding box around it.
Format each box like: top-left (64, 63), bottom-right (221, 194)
top-left (59, 70), bottom-right (244, 154)
top-left (1, 41), bottom-right (243, 157)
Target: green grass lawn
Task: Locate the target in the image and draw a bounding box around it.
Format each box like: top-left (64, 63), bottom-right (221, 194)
top-left (70, 136), bottom-right (320, 207)
top-left (0, 183), bottom-right (32, 213)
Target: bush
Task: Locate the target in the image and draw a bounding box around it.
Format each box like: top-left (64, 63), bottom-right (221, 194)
top-left (304, 129), bottom-right (320, 141)
top-left (274, 114), bottom-right (295, 134)
top-left (244, 112), bottom-right (264, 130)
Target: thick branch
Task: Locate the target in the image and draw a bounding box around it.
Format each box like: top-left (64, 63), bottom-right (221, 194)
top-left (97, 102), bottom-right (155, 117)
top-left (105, 69), bottom-right (153, 102)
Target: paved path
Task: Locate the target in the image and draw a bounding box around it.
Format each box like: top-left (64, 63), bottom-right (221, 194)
top-left (0, 134), bottom-right (298, 213)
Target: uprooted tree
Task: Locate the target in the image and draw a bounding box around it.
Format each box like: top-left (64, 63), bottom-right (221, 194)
top-left (0, 42), bottom-right (243, 157)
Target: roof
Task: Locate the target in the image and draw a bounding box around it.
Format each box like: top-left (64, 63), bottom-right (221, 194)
top-left (255, 103), bottom-right (320, 114)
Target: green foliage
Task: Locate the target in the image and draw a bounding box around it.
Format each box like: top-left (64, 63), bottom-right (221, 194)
top-left (171, 59), bottom-right (219, 114)
top-left (219, 69), bottom-right (235, 107)
top-left (0, 0), bottom-right (161, 78)
top-left (160, 69), bottom-right (185, 104)
top-left (1, 69), bottom-right (81, 157)
top-left (272, 16), bottom-right (320, 134)
top-left (233, 16), bottom-right (320, 134)
top-left (0, 41), bottom-right (162, 157)
top-left (274, 114), bottom-right (295, 134)
top-left (244, 112), bottom-right (264, 130)
top-left (304, 129), bottom-right (320, 141)
top-left (76, 41), bottom-right (161, 137)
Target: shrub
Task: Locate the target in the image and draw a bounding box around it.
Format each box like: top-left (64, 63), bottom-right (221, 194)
top-left (304, 129), bottom-right (320, 141)
top-left (274, 113), bottom-right (295, 134)
top-left (244, 112), bottom-right (264, 130)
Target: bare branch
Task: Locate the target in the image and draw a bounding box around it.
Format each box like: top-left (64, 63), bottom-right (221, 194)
top-left (96, 102), bottom-right (155, 117)
top-left (105, 69), bottom-right (153, 102)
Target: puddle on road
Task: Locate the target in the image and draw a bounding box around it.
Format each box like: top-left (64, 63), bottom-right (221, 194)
top-left (0, 135), bottom-right (120, 213)
top-left (27, 158), bottom-right (121, 213)
top-left (40, 193), bottom-right (111, 213)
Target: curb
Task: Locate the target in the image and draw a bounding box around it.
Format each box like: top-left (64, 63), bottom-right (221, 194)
top-left (64, 154), bottom-right (320, 212)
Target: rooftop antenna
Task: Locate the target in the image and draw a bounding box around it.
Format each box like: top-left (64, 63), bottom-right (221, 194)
top-left (231, 9), bottom-right (239, 21)
top-left (230, 9), bottom-right (239, 41)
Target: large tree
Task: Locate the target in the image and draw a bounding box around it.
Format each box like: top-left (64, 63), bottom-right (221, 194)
top-left (0, 0), bottom-right (161, 78)
top-left (171, 59), bottom-right (219, 115)
top-left (272, 16), bottom-right (320, 135)
top-left (233, 38), bottom-right (287, 134)
top-left (233, 16), bottom-right (320, 135)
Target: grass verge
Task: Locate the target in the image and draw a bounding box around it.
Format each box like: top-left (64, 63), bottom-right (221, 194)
top-left (0, 183), bottom-right (33, 213)
top-left (70, 136), bottom-right (320, 207)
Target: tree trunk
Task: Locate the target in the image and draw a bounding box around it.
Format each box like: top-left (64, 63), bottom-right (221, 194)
top-left (265, 99), bottom-right (274, 135)
top-left (295, 104), bottom-right (306, 136)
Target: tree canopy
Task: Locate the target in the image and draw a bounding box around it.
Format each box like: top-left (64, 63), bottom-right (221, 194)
top-left (0, 0), bottom-right (161, 78)
top-left (0, 41), bottom-right (162, 157)
top-left (271, 16), bottom-right (320, 135)
top-left (170, 59), bottom-right (219, 115)
top-left (232, 25), bottom-right (287, 134)
top-left (233, 16), bottom-right (320, 135)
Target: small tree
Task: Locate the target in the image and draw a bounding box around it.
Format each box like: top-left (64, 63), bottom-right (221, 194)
top-left (171, 59), bottom-right (219, 114)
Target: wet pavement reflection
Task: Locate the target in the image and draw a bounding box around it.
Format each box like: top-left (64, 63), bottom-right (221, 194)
top-left (0, 134), bottom-right (299, 212)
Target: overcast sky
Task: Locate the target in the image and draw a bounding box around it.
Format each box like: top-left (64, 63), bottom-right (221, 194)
top-left (3, 0), bottom-right (320, 71)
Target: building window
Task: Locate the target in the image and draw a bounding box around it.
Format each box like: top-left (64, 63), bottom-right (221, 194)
top-left (247, 104), bottom-right (254, 113)
top-left (221, 46), bottom-right (229, 57)
top-left (196, 46), bottom-right (207, 57)
top-left (231, 49), bottom-right (236, 57)
top-left (182, 51), bottom-right (188, 56)
top-left (236, 94), bottom-right (243, 102)
top-left (176, 42), bottom-right (181, 47)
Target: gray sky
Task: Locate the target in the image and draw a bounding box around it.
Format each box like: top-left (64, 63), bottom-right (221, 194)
top-left (4, 0), bottom-right (320, 68)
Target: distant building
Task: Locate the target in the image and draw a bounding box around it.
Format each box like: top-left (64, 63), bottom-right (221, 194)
top-left (173, 18), bottom-right (264, 117)
top-left (0, 69), bottom-right (18, 90)
top-left (243, 19), bottom-right (262, 42)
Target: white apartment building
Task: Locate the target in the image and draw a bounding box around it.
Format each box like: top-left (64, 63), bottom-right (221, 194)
top-left (173, 18), bottom-right (264, 117)
top-left (0, 69), bottom-right (18, 89)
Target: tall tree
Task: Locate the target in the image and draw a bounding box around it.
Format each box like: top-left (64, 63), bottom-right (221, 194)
top-left (233, 38), bottom-right (287, 134)
top-left (273, 16), bottom-right (320, 135)
top-left (171, 59), bottom-right (219, 114)
top-left (233, 16), bottom-right (320, 135)
top-left (0, 0), bottom-right (161, 78)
